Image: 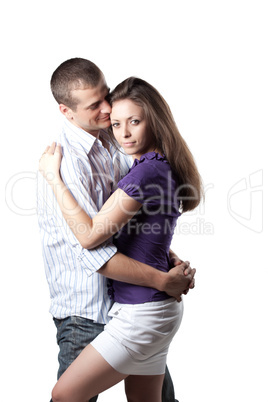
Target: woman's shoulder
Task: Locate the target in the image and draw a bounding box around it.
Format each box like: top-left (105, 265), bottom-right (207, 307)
top-left (133, 151), bottom-right (168, 165)
top-left (118, 152), bottom-right (171, 191)
top-left (130, 152), bottom-right (169, 174)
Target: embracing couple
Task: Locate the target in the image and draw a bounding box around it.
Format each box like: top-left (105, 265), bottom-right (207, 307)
top-left (38, 58), bottom-right (202, 402)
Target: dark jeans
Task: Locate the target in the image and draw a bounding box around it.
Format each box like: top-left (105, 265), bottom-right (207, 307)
top-left (52, 315), bottom-right (178, 402)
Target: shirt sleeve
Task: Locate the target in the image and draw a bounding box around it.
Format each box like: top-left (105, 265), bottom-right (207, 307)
top-left (64, 151), bottom-right (118, 272)
top-left (117, 162), bottom-right (158, 204)
top-left (38, 149), bottom-right (117, 276)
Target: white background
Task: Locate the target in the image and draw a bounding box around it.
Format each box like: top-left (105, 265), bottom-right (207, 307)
top-left (1, 1), bottom-right (267, 401)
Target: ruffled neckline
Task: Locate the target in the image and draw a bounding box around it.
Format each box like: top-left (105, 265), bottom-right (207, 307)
top-left (131, 151), bottom-right (168, 170)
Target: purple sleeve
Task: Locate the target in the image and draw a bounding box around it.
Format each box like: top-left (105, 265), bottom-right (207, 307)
top-left (117, 163), bottom-right (154, 204)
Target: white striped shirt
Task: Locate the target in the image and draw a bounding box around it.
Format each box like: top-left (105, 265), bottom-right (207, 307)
top-left (37, 119), bottom-right (131, 323)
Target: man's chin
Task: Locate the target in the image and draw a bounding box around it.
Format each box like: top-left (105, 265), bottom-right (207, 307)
top-left (101, 119), bottom-right (111, 128)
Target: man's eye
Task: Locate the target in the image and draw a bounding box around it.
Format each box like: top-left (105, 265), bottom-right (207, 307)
top-left (88, 101), bottom-right (102, 110)
top-left (89, 104), bottom-right (99, 111)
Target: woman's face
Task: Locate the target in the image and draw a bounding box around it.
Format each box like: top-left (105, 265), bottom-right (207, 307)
top-left (110, 99), bottom-right (155, 160)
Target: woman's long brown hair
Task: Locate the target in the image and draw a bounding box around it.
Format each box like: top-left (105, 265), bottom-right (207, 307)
top-left (108, 77), bottom-right (203, 212)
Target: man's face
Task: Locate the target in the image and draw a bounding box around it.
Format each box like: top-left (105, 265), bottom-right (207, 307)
top-left (63, 78), bottom-right (111, 136)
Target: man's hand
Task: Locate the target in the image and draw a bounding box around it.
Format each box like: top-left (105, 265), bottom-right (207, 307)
top-left (162, 261), bottom-right (196, 302)
top-left (169, 250), bottom-right (196, 293)
top-left (99, 252), bottom-right (196, 303)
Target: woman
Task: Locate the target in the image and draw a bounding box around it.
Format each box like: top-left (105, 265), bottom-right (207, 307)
top-left (39, 77), bottom-right (203, 402)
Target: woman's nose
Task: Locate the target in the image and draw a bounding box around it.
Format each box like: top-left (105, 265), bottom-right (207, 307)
top-left (121, 124), bottom-right (131, 137)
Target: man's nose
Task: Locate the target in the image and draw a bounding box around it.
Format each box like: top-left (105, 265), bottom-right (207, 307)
top-left (100, 100), bottom-right (112, 114)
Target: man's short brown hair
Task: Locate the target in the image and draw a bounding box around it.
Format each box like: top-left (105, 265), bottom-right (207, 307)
top-left (50, 58), bottom-right (103, 110)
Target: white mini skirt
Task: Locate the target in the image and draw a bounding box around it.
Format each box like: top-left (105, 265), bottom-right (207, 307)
top-left (91, 297), bottom-right (183, 375)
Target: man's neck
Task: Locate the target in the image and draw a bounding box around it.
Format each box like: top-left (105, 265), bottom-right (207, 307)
top-left (98, 132), bottom-right (110, 152)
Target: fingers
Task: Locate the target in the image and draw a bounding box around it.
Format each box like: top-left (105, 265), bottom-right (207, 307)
top-left (55, 143), bottom-right (62, 152)
top-left (42, 142), bottom-right (62, 156)
top-left (172, 259), bottom-right (182, 266)
top-left (183, 267), bottom-right (196, 295)
top-left (181, 260), bottom-right (190, 274)
top-left (47, 142), bottom-right (57, 154)
top-left (189, 277), bottom-right (195, 289)
top-left (187, 268), bottom-right (196, 282)
top-left (40, 146), bottom-right (50, 158)
top-left (184, 263), bottom-right (197, 278)
top-left (184, 272), bottom-right (196, 294)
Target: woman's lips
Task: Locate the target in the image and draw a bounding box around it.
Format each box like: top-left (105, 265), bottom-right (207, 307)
top-left (122, 142), bottom-right (135, 147)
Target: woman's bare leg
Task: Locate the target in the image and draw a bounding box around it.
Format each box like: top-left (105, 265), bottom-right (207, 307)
top-left (124, 373), bottom-right (165, 402)
top-left (52, 344), bottom-right (127, 402)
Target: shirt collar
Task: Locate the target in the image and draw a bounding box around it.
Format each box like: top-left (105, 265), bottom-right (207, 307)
top-left (63, 119), bottom-right (101, 153)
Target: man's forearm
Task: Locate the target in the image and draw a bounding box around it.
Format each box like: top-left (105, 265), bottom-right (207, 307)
top-left (98, 252), bottom-right (194, 299)
top-left (98, 252), bottom-right (166, 291)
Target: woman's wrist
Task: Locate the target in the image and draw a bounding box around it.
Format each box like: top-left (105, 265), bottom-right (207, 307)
top-left (47, 174), bottom-right (64, 189)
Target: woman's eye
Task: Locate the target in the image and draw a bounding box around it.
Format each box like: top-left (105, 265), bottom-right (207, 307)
top-left (112, 123), bottom-right (119, 128)
top-left (131, 119), bottom-right (139, 125)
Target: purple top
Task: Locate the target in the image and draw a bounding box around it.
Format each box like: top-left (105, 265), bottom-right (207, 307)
top-left (109, 152), bottom-right (181, 304)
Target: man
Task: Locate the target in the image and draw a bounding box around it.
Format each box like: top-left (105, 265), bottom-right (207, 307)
top-left (37, 57), bottom-right (195, 402)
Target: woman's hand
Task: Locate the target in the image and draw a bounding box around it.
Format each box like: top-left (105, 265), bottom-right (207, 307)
top-left (39, 142), bottom-right (63, 185)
